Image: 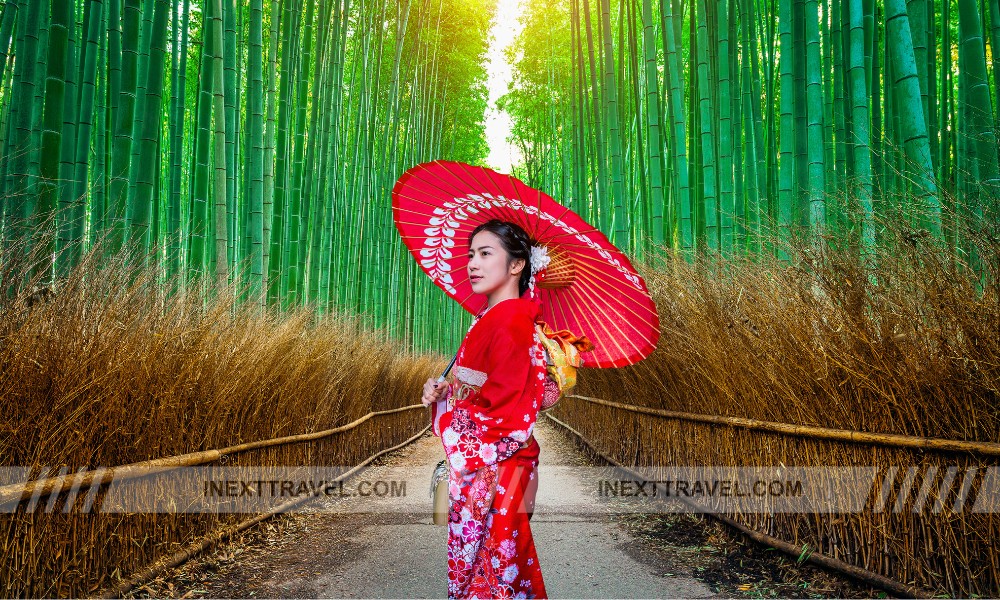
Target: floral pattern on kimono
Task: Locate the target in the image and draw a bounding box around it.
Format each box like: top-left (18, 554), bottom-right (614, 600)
top-left (430, 297), bottom-right (548, 599)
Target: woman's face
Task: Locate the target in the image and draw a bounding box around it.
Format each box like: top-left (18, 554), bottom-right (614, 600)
top-left (467, 230), bottom-right (523, 298)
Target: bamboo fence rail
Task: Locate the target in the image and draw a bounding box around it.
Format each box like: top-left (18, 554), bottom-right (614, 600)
top-left (544, 411), bottom-right (935, 598)
top-left (0, 405), bottom-right (424, 509)
top-left (2, 404), bottom-right (430, 597)
top-left (14, 394), bottom-right (997, 596)
top-left (569, 395), bottom-right (1000, 455)
top-left (550, 394), bottom-right (999, 597)
top-left (97, 423), bottom-right (431, 599)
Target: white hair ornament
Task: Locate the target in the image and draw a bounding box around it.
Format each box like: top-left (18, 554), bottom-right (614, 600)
top-left (529, 245), bottom-right (550, 275)
top-left (527, 245), bottom-right (550, 300)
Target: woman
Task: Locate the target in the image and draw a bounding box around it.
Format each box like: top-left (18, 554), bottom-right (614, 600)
top-left (421, 219), bottom-right (548, 600)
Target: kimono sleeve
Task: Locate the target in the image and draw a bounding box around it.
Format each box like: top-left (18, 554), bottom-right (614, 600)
top-left (478, 318), bottom-right (534, 412)
top-left (429, 383), bottom-right (453, 437)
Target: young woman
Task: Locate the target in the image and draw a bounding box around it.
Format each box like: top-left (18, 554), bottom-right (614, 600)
top-left (421, 219), bottom-right (548, 599)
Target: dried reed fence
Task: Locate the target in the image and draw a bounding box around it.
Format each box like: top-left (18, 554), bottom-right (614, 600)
top-left (0, 240), bottom-right (445, 597)
top-left (549, 232), bottom-right (999, 597)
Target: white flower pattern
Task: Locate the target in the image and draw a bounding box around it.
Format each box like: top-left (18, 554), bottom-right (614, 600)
top-left (434, 298), bottom-right (547, 599)
top-left (421, 192), bottom-right (644, 299)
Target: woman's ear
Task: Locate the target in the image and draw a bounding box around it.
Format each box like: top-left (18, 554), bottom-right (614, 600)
top-left (510, 257), bottom-right (526, 276)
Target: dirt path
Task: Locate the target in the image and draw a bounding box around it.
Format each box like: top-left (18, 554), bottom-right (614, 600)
top-left (133, 417), bottom-right (874, 599)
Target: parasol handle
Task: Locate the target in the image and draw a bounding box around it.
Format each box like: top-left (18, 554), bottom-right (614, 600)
top-left (436, 353), bottom-right (457, 384)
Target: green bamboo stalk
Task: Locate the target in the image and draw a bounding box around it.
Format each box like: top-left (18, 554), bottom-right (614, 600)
top-left (718, 0), bottom-right (735, 252)
top-left (168, 0), bottom-right (191, 279)
top-left (728, 0), bottom-right (743, 250)
top-left (822, 0), bottom-right (835, 208)
top-left (907, 0), bottom-right (931, 171)
top-left (868, 0), bottom-right (882, 199)
top-left (688, 5), bottom-right (705, 247)
top-left (600, 0), bottom-right (628, 250)
top-left (763, 0), bottom-right (779, 222)
top-left (209, 0), bottom-right (228, 286)
top-left (777, 0), bottom-right (795, 252)
top-left (305, 0), bottom-right (333, 303)
top-left (642, 0), bottom-right (664, 244)
top-left (991, 0), bottom-right (1000, 130)
top-left (582, 0), bottom-right (608, 230)
top-left (884, 0), bottom-right (940, 233)
top-left (222, 0), bottom-right (237, 273)
top-left (263, 0), bottom-right (279, 295)
top-left (3, 0), bottom-right (43, 248)
top-left (355, 0), bottom-right (382, 317)
top-left (103, 0), bottom-right (121, 236)
top-left (740, 0), bottom-right (762, 250)
top-left (246, 0), bottom-right (265, 299)
top-left (126, 0), bottom-right (170, 253)
top-left (571, 0), bottom-right (585, 223)
top-left (107, 0), bottom-right (140, 251)
top-left (958, 0), bottom-right (999, 225)
top-left (284, 0), bottom-right (315, 305)
top-left (73, 0), bottom-right (104, 238)
top-left (925, 0), bottom-right (937, 171)
top-left (790, 0), bottom-right (808, 228)
top-left (804, 0), bottom-right (826, 238)
top-left (188, 8), bottom-right (216, 277)
top-left (848, 0), bottom-right (874, 255)
top-left (939, 0), bottom-right (953, 200)
top-left (127, 0), bottom-right (154, 209)
top-left (661, 0), bottom-right (692, 253)
top-left (56, 0), bottom-right (80, 274)
top-left (833, 0), bottom-right (848, 213)
top-left (89, 24), bottom-right (107, 246)
top-left (340, 0), bottom-right (371, 313)
top-left (956, 31), bottom-right (968, 220)
top-left (620, 0), bottom-right (643, 254)
top-left (27, 0), bottom-right (48, 216)
top-left (696, 0), bottom-right (719, 251)
top-left (0, 0), bottom-right (17, 86)
top-left (885, 17), bottom-right (899, 203)
top-left (38, 0), bottom-right (71, 242)
top-left (323, 0), bottom-right (351, 304)
top-left (269, 0), bottom-right (300, 304)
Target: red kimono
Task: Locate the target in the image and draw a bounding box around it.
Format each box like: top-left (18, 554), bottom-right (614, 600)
top-left (430, 297), bottom-right (548, 599)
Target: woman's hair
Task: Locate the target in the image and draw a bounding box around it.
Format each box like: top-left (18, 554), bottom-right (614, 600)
top-left (468, 219), bottom-right (533, 296)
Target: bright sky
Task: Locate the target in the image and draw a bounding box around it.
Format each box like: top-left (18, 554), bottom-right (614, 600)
top-left (483, 0), bottom-right (525, 174)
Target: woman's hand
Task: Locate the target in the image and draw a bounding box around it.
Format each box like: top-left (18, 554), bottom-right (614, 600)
top-left (421, 378), bottom-right (449, 407)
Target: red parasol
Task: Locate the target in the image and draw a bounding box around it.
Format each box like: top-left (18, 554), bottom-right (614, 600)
top-left (392, 160), bottom-right (659, 368)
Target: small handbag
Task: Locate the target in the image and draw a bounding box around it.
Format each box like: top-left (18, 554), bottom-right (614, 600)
top-left (430, 459), bottom-right (449, 525)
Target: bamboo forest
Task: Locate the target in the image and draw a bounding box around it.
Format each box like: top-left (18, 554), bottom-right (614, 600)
top-left (1, 0), bottom-right (999, 597)
top-left (0, 0), bottom-right (997, 349)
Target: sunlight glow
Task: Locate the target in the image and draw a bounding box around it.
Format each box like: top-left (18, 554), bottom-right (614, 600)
top-left (483, 0), bottom-right (524, 174)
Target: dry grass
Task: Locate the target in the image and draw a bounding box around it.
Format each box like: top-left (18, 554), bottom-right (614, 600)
top-left (554, 225), bottom-right (999, 597)
top-left (0, 235), bottom-right (445, 597)
top-left (589, 229), bottom-right (998, 439)
top-left (3, 215), bottom-right (997, 596)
